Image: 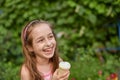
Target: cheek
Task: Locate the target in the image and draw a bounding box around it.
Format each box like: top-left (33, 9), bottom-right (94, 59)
top-left (53, 40), bottom-right (57, 47)
top-left (38, 44), bottom-right (44, 49)
top-left (33, 43), bottom-right (43, 50)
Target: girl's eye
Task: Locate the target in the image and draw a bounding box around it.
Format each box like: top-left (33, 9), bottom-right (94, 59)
top-left (37, 39), bottom-right (44, 43)
top-left (49, 35), bottom-right (54, 39)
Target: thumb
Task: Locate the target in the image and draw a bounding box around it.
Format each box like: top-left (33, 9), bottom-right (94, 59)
top-left (54, 69), bottom-right (59, 75)
top-left (52, 69), bottom-right (59, 80)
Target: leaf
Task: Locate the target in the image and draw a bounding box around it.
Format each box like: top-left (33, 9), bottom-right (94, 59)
top-left (87, 13), bottom-right (97, 25)
top-left (67, 1), bottom-right (76, 7)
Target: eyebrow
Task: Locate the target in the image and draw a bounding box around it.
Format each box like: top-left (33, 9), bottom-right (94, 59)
top-left (48, 33), bottom-right (53, 36)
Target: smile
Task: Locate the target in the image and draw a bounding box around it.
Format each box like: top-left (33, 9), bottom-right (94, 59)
top-left (43, 47), bottom-right (53, 53)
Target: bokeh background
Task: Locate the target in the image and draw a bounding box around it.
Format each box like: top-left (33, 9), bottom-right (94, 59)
top-left (0, 0), bottom-right (120, 80)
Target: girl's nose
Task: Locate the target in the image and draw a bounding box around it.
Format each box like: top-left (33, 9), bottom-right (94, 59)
top-left (46, 39), bottom-right (51, 47)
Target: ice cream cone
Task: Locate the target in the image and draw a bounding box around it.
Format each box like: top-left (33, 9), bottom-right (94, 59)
top-left (58, 61), bottom-right (71, 75)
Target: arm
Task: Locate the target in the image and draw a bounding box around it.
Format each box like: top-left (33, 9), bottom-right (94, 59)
top-left (20, 64), bottom-right (31, 80)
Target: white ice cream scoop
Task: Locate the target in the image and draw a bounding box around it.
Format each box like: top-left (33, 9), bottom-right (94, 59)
top-left (58, 61), bottom-right (71, 75)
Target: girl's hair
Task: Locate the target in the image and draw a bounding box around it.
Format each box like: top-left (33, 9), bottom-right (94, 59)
top-left (21, 19), bottom-right (59, 80)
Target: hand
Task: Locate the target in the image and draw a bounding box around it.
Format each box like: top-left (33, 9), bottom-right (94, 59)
top-left (52, 69), bottom-right (70, 80)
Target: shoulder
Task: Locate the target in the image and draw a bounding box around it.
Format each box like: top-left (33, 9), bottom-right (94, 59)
top-left (59, 57), bottom-right (63, 62)
top-left (20, 64), bottom-right (31, 80)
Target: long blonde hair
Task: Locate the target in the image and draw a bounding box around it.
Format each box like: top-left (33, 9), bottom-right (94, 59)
top-left (20, 20), bottom-right (59, 80)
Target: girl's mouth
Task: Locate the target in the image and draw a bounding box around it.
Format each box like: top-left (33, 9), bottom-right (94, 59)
top-left (43, 48), bottom-right (53, 53)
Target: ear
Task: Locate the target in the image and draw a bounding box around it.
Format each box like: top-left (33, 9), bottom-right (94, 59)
top-left (26, 45), bottom-right (33, 52)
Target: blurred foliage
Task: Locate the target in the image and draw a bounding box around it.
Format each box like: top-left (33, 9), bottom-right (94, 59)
top-left (69, 48), bottom-right (120, 80)
top-left (0, 0), bottom-right (120, 80)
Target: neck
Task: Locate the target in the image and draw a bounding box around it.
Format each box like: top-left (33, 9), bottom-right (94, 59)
top-left (36, 56), bottom-right (50, 65)
top-left (36, 57), bottom-right (52, 74)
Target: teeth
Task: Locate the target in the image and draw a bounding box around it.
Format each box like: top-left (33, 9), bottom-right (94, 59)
top-left (45, 48), bottom-right (52, 52)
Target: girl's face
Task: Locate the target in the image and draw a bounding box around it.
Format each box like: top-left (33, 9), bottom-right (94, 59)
top-left (30, 23), bottom-right (56, 59)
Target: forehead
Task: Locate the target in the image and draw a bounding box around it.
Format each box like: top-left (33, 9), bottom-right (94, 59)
top-left (31, 23), bottom-right (52, 37)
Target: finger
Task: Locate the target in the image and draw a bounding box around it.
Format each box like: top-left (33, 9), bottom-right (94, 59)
top-left (54, 69), bottom-right (59, 75)
top-left (64, 72), bottom-right (70, 80)
top-left (52, 69), bottom-right (59, 80)
top-left (62, 71), bottom-right (70, 80)
top-left (59, 71), bottom-right (70, 79)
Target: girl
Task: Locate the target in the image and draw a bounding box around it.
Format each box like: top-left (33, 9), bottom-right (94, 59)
top-left (20, 19), bottom-right (70, 80)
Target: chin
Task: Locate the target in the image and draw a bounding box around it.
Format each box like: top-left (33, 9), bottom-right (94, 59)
top-left (45, 52), bottom-right (54, 59)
